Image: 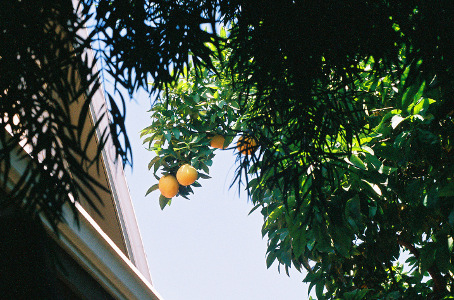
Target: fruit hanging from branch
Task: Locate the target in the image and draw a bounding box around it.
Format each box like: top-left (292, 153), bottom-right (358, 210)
top-left (176, 164), bottom-right (198, 186)
top-left (158, 175), bottom-right (179, 198)
top-left (209, 134), bottom-right (227, 149)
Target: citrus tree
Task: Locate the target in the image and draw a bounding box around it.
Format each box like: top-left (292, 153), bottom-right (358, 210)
top-left (3, 2), bottom-right (454, 298)
top-left (141, 35), bottom-right (247, 208)
top-left (143, 33), bottom-right (454, 298)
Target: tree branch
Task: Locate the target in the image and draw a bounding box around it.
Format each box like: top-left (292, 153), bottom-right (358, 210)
top-left (397, 238), bottom-right (446, 298)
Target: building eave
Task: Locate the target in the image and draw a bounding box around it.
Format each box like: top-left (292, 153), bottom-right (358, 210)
top-left (42, 201), bottom-right (163, 300)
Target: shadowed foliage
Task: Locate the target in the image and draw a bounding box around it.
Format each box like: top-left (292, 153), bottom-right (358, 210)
top-left (0, 0), bottom-right (108, 230)
top-left (2, 1), bottom-right (454, 298)
top-left (140, 2), bottom-right (454, 299)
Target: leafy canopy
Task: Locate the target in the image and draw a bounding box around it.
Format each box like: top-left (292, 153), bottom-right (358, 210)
top-left (2, 1), bottom-right (454, 298)
top-left (143, 28), bottom-right (454, 299)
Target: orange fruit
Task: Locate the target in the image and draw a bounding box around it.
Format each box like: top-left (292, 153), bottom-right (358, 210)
top-left (159, 175), bottom-right (179, 198)
top-left (210, 134), bottom-right (226, 149)
top-left (176, 164), bottom-right (198, 186)
top-left (237, 136), bottom-right (258, 155)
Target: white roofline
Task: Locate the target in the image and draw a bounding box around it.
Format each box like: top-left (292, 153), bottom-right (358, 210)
top-left (88, 53), bottom-right (153, 282)
top-left (3, 135), bottom-right (162, 299)
top-left (41, 202), bottom-right (164, 300)
top-left (71, 0), bottom-right (153, 281)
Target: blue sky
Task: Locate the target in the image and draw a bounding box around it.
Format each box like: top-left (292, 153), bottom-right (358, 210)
top-left (124, 92), bottom-right (312, 299)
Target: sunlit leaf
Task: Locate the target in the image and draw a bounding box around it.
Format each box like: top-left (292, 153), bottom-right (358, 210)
top-left (145, 184), bottom-right (159, 196)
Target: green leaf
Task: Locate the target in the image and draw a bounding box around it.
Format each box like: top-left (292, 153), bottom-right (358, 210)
top-left (378, 164), bottom-right (397, 175)
top-left (345, 195), bottom-right (361, 231)
top-left (154, 157), bottom-right (162, 173)
top-left (419, 244), bottom-right (436, 274)
top-left (412, 81), bottom-right (426, 105)
top-left (401, 80), bottom-right (425, 110)
top-left (220, 26), bottom-right (227, 38)
top-left (435, 243), bottom-right (453, 273)
top-left (200, 163), bottom-right (210, 174)
top-left (362, 153), bottom-right (381, 170)
top-left (292, 229), bottom-right (307, 259)
top-left (332, 226), bottom-right (352, 258)
top-left (449, 211), bottom-right (454, 227)
top-left (198, 173), bottom-right (211, 179)
top-left (348, 154), bottom-right (367, 170)
top-left (280, 250), bottom-right (292, 267)
top-left (171, 127), bottom-right (181, 139)
top-left (369, 205), bottom-right (377, 218)
top-left (394, 131), bottom-right (410, 149)
top-left (145, 184), bottom-right (159, 196)
top-left (361, 180), bottom-right (382, 196)
top-left (410, 97), bottom-right (435, 115)
top-left (315, 281), bottom-right (325, 299)
top-left (249, 203), bottom-right (262, 216)
top-left (164, 131), bottom-right (172, 142)
top-left (423, 187), bottom-right (438, 207)
top-left (266, 251), bottom-right (277, 269)
top-left (313, 221), bottom-right (332, 252)
top-left (264, 205), bottom-right (284, 229)
top-left (391, 115), bottom-right (405, 129)
top-left (148, 156), bottom-right (160, 170)
top-left (343, 289), bottom-right (370, 300)
top-left (159, 194), bottom-right (171, 210)
top-left (401, 86), bottom-right (413, 109)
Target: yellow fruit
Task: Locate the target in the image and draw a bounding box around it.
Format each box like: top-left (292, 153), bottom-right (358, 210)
top-left (159, 175), bottom-right (179, 198)
top-left (176, 164), bottom-right (198, 186)
top-left (237, 136), bottom-right (258, 155)
top-left (210, 134), bottom-right (226, 149)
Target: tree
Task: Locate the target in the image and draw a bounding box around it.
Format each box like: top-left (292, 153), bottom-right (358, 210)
top-left (2, 1), bottom-right (454, 298)
top-left (142, 28), bottom-right (454, 300)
